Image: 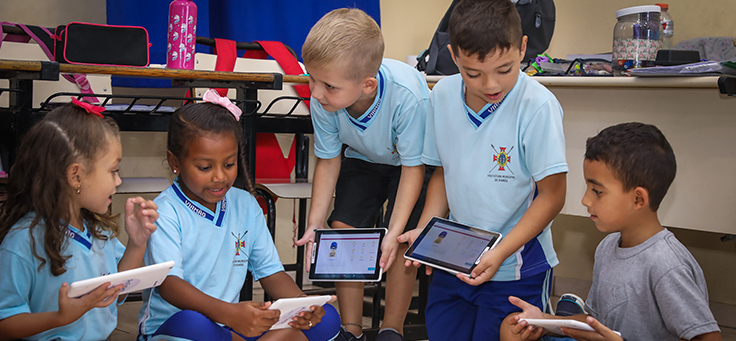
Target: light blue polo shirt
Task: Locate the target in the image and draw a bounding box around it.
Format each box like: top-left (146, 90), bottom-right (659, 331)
top-left (311, 58), bottom-right (429, 166)
top-left (423, 71), bottom-right (568, 281)
top-left (139, 178), bottom-right (284, 336)
top-left (0, 213), bottom-right (125, 341)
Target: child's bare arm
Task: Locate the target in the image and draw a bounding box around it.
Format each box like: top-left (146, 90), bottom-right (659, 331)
top-left (295, 157), bottom-right (341, 271)
top-left (0, 282), bottom-right (121, 341)
top-left (381, 164), bottom-right (425, 270)
top-left (258, 271), bottom-right (304, 299)
top-left (118, 197), bottom-right (158, 273)
top-left (398, 166), bottom-right (448, 274)
top-left (461, 172), bottom-right (566, 285)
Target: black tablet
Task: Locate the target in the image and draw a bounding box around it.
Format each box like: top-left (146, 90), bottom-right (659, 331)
top-left (404, 217), bottom-right (502, 276)
top-left (308, 228), bottom-right (386, 282)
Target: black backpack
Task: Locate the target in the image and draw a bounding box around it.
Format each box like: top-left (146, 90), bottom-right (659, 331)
top-left (417, 0), bottom-right (556, 75)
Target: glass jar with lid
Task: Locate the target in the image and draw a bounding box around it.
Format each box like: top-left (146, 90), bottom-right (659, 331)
top-left (612, 5), bottom-right (662, 76)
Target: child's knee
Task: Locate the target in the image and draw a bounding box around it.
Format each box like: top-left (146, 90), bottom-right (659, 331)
top-left (303, 304), bottom-right (341, 341)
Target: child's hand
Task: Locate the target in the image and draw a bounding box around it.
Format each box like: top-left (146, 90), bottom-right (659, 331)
top-left (124, 197), bottom-right (158, 247)
top-left (56, 282), bottom-right (122, 326)
top-left (397, 229), bottom-right (434, 275)
top-left (379, 231), bottom-right (401, 271)
top-left (228, 301), bottom-right (280, 337)
top-left (504, 296), bottom-right (546, 340)
top-left (295, 225), bottom-right (321, 272)
top-left (560, 316), bottom-right (623, 341)
top-left (289, 304), bottom-right (325, 330)
top-left (458, 248), bottom-right (503, 285)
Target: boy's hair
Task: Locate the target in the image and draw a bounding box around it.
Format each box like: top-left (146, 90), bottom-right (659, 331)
top-left (0, 103), bottom-right (120, 276)
top-left (168, 102), bottom-right (254, 193)
top-left (585, 122), bottom-right (676, 211)
top-left (302, 8), bottom-right (384, 81)
top-left (449, 0), bottom-right (523, 61)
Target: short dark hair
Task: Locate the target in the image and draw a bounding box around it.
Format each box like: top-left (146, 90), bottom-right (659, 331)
top-left (449, 0), bottom-right (523, 61)
top-left (585, 122), bottom-right (676, 211)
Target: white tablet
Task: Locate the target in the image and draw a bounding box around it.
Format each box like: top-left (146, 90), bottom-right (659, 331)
top-left (520, 319), bottom-right (621, 336)
top-left (308, 228), bottom-right (386, 282)
top-left (267, 296), bottom-right (332, 330)
top-left (67, 261), bottom-right (175, 298)
top-left (403, 217), bottom-right (502, 276)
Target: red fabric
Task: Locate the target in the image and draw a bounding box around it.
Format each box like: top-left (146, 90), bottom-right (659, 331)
top-left (211, 39), bottom-right (307, 212)
top-left (245, 41), bottom-right (310, 107)
top-left (213, 38), bottom-right (237, 96)
top-left (255, 133), bottom-right (296, 182)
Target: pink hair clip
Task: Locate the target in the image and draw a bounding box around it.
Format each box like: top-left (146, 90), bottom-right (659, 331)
top-left (71, 97), bottom-right (105, 118)
top-left (202, 88), bottom-right (242, 121)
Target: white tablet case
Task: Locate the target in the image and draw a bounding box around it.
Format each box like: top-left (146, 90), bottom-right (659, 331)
top-left (520, 319), bottom-right (621, 336)
top-left (67, 260), bottom-right (175, 298)
top-left (267, 296), bottom-right (332, 330)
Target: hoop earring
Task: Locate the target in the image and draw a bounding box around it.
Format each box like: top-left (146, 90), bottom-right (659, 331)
top-left (76, 185), bottom-right (81, 194)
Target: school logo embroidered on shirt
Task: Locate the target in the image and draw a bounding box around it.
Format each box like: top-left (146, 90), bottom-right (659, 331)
top-left (488, 144), bottom-right (516, 182)
top-left (387, 142), bottom-right (399, 158)
top-left (232, 231), bottom-right (248, 256)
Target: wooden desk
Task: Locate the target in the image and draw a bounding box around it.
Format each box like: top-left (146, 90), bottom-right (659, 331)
top-left (0, 59), bottom-right (313, 178)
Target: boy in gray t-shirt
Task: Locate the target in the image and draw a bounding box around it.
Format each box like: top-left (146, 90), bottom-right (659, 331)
top-left (499, 122), bottom-right (721, 341)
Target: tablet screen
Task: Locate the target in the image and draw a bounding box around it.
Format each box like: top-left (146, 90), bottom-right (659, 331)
top-left (309, 228), bottom-right (385, 282)
top-left (404, 217), bottom-right (502, 275)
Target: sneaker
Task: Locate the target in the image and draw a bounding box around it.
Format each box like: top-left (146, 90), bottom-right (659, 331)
top-left (555, 293), bottom-right (587, 316)
top-left (376, 328), bottom-right (405, 341)
top-left (335, 326), bottom-right (366, 341)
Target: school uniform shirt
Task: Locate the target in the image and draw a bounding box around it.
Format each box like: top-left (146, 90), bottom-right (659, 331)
top-left (0, 212), bottom-right (125, 341)
top-left (311, 58), bottom-right (429, 167)
top-left (422, 71), bottom-right (568, 281)
top-left (138, 178), bottom-right (284, 336)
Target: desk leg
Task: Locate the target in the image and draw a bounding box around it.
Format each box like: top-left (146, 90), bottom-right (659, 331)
top-left (8, 79), bottom-right (34, 168)
top-left (240, 87), bottom-right (258, 184)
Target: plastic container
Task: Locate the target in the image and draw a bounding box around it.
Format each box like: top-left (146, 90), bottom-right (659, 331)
top-left (166, 0), bottom-right (197, 70)
top-left (656, 3), bottom-right (674, 49)
top-left (612, 5), bottom-right (662, 76)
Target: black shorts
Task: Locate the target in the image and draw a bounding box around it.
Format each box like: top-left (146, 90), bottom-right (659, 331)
top-left (328, 158), bottom-right (434, 232)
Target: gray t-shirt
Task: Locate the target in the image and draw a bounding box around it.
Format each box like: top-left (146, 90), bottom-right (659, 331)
top-left (585, 229), bottom-right (719, 341)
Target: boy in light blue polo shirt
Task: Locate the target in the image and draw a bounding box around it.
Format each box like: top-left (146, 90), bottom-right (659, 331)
top-left (400, 0), bottom-right (567, 340)
top-left (295, 8), bottom-right (430, 341)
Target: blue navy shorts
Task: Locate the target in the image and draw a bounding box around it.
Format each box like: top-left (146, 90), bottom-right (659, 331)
top-left (425, 269), bottom-right (553, 341)
top-left (329, 157), bottom-right (433, 231)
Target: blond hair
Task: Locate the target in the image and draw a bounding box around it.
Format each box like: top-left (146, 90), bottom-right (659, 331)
top-left (302, 8), bottom-right (384, 80)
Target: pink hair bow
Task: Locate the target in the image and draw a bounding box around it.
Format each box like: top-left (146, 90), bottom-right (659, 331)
top-left (202, 88), bottom-right (242, 121)
top-left (71, 97), bottom-right (105, 118)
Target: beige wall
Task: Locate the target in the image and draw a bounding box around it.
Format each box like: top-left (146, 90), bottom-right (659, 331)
top-left (0, 0), bottom-right (105, 26)
top-left (380, 0), bottom-right (453, 62)
top-left (547, 0), bottom-right (736, 57)
top-left (382, 0), bottom-right (736, 61)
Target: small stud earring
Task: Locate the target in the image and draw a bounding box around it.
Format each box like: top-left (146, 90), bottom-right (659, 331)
top-left (173, 169), bottom-right (178, 174)
top-left (76, 185), bottom-right (81, 194)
